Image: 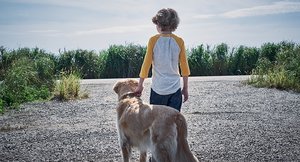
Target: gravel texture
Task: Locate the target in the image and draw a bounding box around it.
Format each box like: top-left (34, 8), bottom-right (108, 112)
top-left (1, 76), bottom-right (300, 162)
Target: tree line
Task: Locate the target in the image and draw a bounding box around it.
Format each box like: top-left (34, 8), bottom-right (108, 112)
top-left (1, 41), bottom-right (296, 80)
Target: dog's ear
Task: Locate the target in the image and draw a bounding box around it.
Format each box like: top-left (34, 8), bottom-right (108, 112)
top-left (113, 81), bottom-right (121, 93)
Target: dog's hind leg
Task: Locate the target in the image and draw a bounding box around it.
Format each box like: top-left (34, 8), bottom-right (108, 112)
top-left (152, 143), bottom-right (175, 162)
top-left (175, 114), bottom-right (199, 162)
top-left (139, 151), bottom-right (147, 162)
top-left (151, 134), bottom-right (177, 162)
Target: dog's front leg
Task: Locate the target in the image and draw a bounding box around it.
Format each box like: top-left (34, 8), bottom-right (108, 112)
top-left (139, 151), bottom-right (147, 162)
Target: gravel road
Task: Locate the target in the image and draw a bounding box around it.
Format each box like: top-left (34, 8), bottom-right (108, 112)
top-left (1, 76), bottom-right (300, 162)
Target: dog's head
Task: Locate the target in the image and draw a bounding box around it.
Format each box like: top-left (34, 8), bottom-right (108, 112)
top-left (113, 79), bottom-right (139, 100)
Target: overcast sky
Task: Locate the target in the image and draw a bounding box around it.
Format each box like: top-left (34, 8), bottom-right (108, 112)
top-left (1, 0), bottom-right (300, 53)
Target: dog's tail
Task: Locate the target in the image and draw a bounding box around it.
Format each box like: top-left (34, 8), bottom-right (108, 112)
top-left (175, 114), bottom-right (199, 162)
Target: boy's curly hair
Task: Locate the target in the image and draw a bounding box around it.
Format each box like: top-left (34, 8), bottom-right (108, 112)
top-left (152, 8), bottom-right (179, 32)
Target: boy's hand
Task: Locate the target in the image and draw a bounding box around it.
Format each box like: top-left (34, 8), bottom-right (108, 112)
top-left (182, 87), bottom-right (188, 103)
top-left (134, 85), bottom-right (144, 97)
top-left (134, 78), bottom-right (145, 97)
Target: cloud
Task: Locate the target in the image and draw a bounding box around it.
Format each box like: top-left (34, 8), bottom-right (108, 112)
top-left (28, 29), bottom-right (64, 37)
top-left (28, 30), bottom-right (59, 33)
top-left (4, 0), bottom-right (152, 14)
top-left (193, 14), bottom-right (216, 19)
top-left (222, 1), bottom-right (300, 18)
top-left (192, 1), bottom-right (300, 19)
top-left (75, 25), bottom-right (152, 35)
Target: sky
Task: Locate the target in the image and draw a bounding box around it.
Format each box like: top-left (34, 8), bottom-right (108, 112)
top-left (1, 0), bottom-right (300, 54)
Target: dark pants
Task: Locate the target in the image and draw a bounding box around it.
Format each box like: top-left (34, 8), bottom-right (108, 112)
top-left (150, 88), bottom-right (182, 112)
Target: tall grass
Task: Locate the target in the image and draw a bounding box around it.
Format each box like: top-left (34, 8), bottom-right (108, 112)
top-left (0, 98), bottom-right (4, 114)
top-left (248, 42), bottom-right (300, 92)
top-left (0, 57), bottom-right (54, 110)
top-left (53, 72), bottom-right (88, 101)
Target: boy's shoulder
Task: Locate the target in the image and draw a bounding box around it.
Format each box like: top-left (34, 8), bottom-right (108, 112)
top-left (150, 34), bottom-right (161, 39)
top-left (148, 34), bottom-right (161, 43)
top-left (148, 34), bottom-right (185, 46)
top-left (171, 34), bottom-right (184, 42)
top-left (150, 34), bottom-right (183, 40)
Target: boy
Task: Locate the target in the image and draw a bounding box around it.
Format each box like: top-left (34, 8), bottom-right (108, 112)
top-left (135, 8), bottom-right (190, 112)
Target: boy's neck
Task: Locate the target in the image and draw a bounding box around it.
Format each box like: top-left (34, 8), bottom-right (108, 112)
top-left (160, 31), bottom-right (172, 34)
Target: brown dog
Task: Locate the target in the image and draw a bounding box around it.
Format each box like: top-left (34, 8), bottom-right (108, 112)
top-left (113, 79), bottom-right (199, 162)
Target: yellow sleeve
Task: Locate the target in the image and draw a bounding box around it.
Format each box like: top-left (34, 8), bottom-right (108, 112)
top-left (179, 39), bottom-right (190, 76)
top-left (139, 37), bottom-right (155, 78)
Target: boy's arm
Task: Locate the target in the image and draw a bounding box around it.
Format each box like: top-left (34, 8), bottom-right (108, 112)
top-left (179, 39), bottom-right (190, 76)
top-left (139, 38), bottom-right (154, 78)
top-left (135, 37), bottom-right (155, 96)
top-left (135, 78), bottom-right (145, 97)
top-left (179, 39), bottom-right (190, 102)
top-left (182, 76), bottom-right (189, 102)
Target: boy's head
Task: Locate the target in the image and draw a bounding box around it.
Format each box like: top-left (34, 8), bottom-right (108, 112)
top-left (152, 8), bottom-right (179, 32)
